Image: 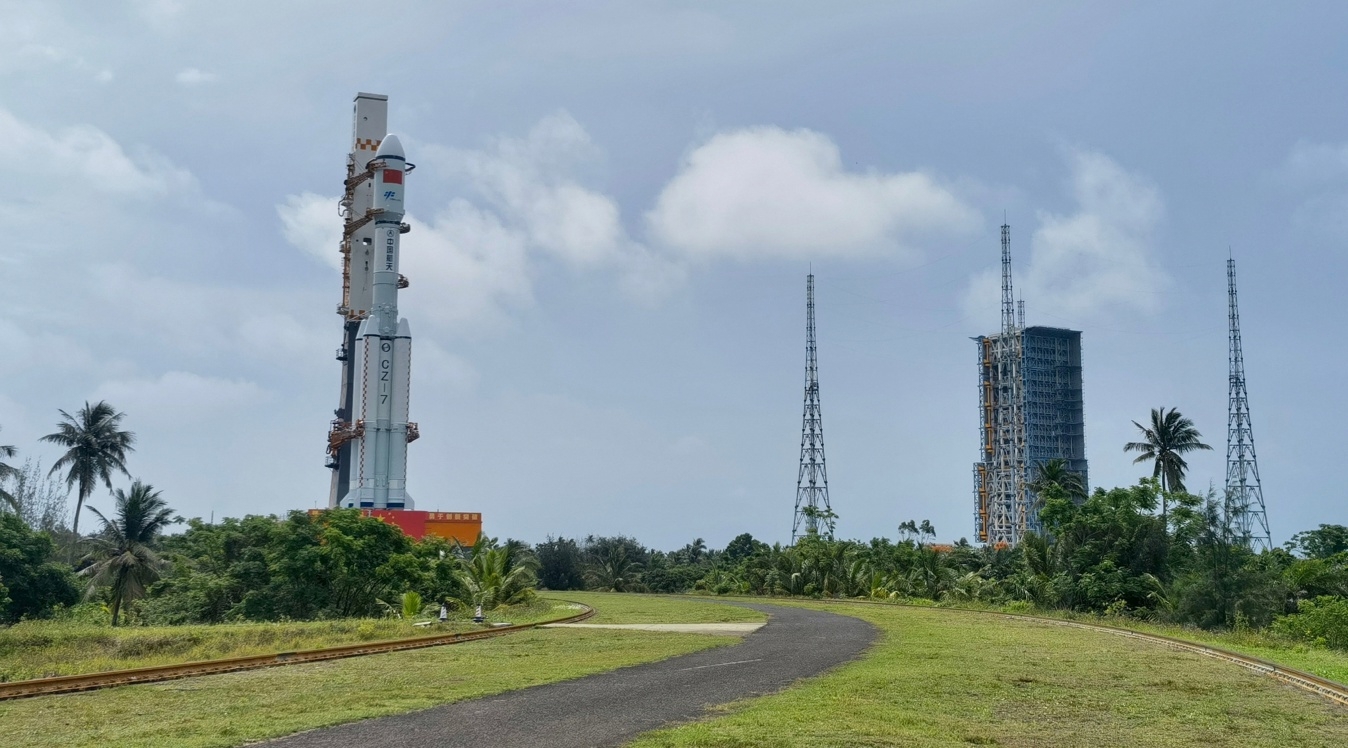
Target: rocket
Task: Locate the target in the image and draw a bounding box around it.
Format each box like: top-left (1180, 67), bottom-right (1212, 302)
top-left (339, 134), bottom-right (416, 510)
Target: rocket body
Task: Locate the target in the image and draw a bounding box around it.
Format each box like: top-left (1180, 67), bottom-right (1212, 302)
top-left (340, 135), bottom-right (415, 510)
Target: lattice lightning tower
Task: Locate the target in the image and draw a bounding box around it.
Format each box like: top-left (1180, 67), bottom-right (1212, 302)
top-left (1226, 257), bottom-right (1271, 551)
top-left (793, 273), bottom-right (832, 541)
top-left (988, 223), bottom-right (1026, 543)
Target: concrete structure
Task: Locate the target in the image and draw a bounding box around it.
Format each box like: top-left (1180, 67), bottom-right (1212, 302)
top-left (973, 225), bottom-right (1087, 545)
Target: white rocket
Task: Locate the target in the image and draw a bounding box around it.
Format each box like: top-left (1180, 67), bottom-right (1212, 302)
top-left (339, 135), bottom-right (415, 510)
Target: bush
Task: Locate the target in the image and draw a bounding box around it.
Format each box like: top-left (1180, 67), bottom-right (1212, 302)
top-left (0, 513), bottom-right (79, 623)
top-left (1272, 596), bottom-right (1348, 650)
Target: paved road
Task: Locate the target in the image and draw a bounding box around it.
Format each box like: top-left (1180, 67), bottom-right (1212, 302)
top-left (265, 603), bottom-right (876, 748)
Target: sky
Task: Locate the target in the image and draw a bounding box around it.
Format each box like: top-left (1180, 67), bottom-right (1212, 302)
top-left (1, 1), bottom-right (1345, 551)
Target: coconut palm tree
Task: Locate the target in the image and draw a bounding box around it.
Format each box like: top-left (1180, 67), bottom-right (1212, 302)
top-left (81, 481), bottom-right (176, 625)
top-left (1028, 458), bottom-right (1087, 502)
top-left (0, 427), bottom-right (18, 512)
top-left (585, 542), bottom-right (644, 592)
top-left (41, 401), bottom-right (136, 541)
top-left (1124, 407), bottom-right (1212, 522)
top-left (456, 540), bottom-right (538, 609)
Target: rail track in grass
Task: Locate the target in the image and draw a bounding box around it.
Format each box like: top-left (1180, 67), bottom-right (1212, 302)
top-left (0, 602), bottom-right (594, 701)
top-left (690, 595), bottom-right (1348, 708)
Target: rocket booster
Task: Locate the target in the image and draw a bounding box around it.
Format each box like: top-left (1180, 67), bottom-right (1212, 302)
top-left (340, 135), bottom-right (415, 510)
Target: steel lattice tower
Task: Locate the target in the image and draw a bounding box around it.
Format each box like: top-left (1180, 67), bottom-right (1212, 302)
top-left (793, 273), bottom-right (832, 541)
top-left (1226, 257), bottom-right (1271, 551)
top-left (988, 223), bottom-right (1026, 543)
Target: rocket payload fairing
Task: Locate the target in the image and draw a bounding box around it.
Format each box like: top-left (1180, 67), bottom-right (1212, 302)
top-left (337, 134), bottom-right (417, 510)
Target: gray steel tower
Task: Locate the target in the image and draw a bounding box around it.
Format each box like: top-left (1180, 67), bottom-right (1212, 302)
top-left (1226, 257), bottom-right (1271, 551)
top-left (793, 273), bottom-right (832, 541)
top-left (974, 224), bottom-right (1087, 545)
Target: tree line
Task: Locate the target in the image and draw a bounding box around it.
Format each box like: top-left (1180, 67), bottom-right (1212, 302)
top-left (2, 404), bottom-right (1345, 654)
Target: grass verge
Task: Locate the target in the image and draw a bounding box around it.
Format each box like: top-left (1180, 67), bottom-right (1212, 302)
top-left (0, 599), bottom-right (570, 682)
top-left (0, 627), bottom-right (733, 748)
top-left (1078, 614), bottom-right (1348, 685)
top-left (631, 600), bottom-right (1348, 747)
top-left (541, 592), bottom-right (766, 625)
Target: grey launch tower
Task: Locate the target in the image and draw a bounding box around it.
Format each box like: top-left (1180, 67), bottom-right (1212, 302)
top-left (326, 94), bottom-right (419, 509)
top-left (973, 225), bottom-right (1087, 545)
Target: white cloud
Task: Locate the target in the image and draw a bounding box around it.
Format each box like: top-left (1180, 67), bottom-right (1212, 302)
top-left (91, 371), bottom-right (271, 428)
top-left (400, 200), bottom-right (534, 333)
top-left (647, 126), bottom-right (980, 260)
top-left (175, 67), bottom-right (217, 86)
top-left (432, 112), bottom-right (630, 265)
top-left (135, 0), bottom-right (187, 29)
top-left (0, 319), bottom-right (97, 375)
top-left (1283, 140), bottom-right (1348, 241)
top-left (282, 112), bottom-right (685, 332)
top-left (278, 191), bottom-right (536, 334)
top-left (277, 192), bottom-right (342, 271)
top-left (0, 107), bottom-right (200, 202)
top-left (414, 341), bottom-right (479, 392)
top-left (963, 148), bottom-right (1169, 321)
top-left (1284, 140), bottom-right (1348, 185)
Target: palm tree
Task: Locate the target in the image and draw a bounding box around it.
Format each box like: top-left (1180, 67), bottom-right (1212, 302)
top-left (1124, 407), bottom-right (1212, 522)
top-left (41, 402), bottom-right (136, 541)
top-left (0, 427), bottom-right (18, 512)
top-left (1028, 458), bottom-right (1087, 501)
top-left (81, 481), bottom-right (176, 625)
top-left (456, 541), bottom-right (538, 609)
top-left (585, 543), bottom-right (644, 592)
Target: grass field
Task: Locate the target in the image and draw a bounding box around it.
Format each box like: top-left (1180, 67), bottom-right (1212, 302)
top-left (0, 599), bottom-right (568, 682)
top-left (542, 592), bottom-right (766, 625)
top-left (875, 598), bottom-right (1348, 686)
top-left (630, 600), bottom-right (1348, 748)
top-left (1090, 615), bottom-right (1348, 686)
top-left (0, 625), bottom-right (734, 748)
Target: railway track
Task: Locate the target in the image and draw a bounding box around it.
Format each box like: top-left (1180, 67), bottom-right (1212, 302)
top-left (703, 595), bottom-right (1348, 708)
top-left (0, 601), bottom-right (594, 701)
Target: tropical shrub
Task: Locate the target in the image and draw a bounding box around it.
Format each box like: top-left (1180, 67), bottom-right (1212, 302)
top-left (1272, 596), bottom-right (1348, 650)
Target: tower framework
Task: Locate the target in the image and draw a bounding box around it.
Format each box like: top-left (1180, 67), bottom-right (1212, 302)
top-left (793, 273), bottom-right (832, 541)
top-left (326, 94), bottom-right (419, 509)
top-left (973, 225), bottom-right (1087, 545)
top-left (1226, 257), bottom-right (1271, 551)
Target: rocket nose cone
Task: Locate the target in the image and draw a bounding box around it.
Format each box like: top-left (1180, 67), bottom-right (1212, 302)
top-left (375, 134), bottom-right (405, 160)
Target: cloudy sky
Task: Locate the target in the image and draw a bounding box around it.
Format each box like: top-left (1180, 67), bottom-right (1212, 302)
top-left (2, 1), bottom-right (1344, 549)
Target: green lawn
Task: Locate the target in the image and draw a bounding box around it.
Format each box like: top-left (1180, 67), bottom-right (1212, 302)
top-left (1086, 615), bottom-right (1348, 686)
top-left (542, 592), bottom-right (767, 625)
top-left (0, 627), bottom-right (733, 748)
top-left (630, 600), bottom-right (1348, 748)
top-left (0, 599), bottom-right (570, 682)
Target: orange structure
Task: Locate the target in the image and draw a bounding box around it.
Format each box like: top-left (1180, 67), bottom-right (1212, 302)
top-left (361, 510), bottom-right (482, 544)
top-left (312, 508), bottom-right (482, 544)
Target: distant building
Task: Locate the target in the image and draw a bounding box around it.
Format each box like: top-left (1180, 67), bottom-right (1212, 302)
top-left (973, 325), bottom-right (1088, 545)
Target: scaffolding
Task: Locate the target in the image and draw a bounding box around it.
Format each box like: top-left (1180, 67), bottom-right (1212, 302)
top-left (973, 225), bottom-right (1087, 545)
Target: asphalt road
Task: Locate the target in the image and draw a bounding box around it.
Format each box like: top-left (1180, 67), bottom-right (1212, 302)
top-left (264, 602), bottom-right (877, 748)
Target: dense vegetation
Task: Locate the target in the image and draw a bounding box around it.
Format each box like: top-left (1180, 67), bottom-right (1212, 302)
top-left (1, 403), bottom-right (1345, 657)
top-left (533, 486), bottom-right (1348, 644)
